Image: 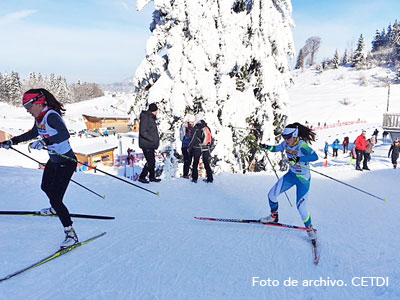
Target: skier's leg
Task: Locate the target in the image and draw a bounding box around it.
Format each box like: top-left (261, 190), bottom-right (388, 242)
top-left (294, 174), bottom-right (312, 227)
top-left (267, 172), bottom-right (295, 212)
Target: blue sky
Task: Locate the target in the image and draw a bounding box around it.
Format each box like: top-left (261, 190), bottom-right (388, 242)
top-left (0, 1), bottom-right (154, 84)
top-left (1, 1), bottom-right (400, 84)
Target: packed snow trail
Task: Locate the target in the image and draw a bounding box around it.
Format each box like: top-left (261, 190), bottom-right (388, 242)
top-left (0, 148), bottom-right (399, 299)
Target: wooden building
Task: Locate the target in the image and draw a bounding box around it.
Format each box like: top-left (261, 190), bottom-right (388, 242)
top-left (0, 130), bottom-right (12, 143)
top-left (383, 113), bottom-right (400, 141)
top-left (0, 128), bottom-right (24, 143)
top-left (73, 142), bottom-right (118, 167)
top-left (82, 114), bottom-right (132, 133)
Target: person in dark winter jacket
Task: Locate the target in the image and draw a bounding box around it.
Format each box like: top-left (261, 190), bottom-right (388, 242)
top-left (373, 129), bottom-right (379, 142)
top-left (388, 139), bottom-right (400, 169)
top-left (342, 136), bottom-right (349, 153)
top-left (179, 115), bottom-right (195, 178)
top-left (138, 103), bottom-right (161, 183)
top-left (188, 117), bottom-right (213, 183)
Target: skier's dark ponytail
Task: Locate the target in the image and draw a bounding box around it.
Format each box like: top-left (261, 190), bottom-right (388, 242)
top-left (285, 122), bottom-right (316, 144)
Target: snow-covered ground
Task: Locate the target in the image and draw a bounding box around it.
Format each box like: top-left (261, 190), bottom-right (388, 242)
top-left (0, 67), bottom-right (399, 299)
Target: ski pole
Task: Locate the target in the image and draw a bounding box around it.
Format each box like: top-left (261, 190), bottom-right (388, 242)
top-left (299, 164), bottom-right (387, 202)
top-left (43, 147), bottom-right (160, 196)
top-left (10, 146), bottom-right (106, 199)
top-left (264, 150), bottom-right (294, 208)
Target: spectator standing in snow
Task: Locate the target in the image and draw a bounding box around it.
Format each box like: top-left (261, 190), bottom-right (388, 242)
top-left (388, 138), bottom-right (400, 169)
top-left (365, 136), bottom-right (375, 163)
top-left (332, 139), bottom-right (340, 157)
top-left (342, 136), bottom-right (349, 153)
top-left (382, 131), bottom-right (388, 144)
top-left (188, 116), bottom-right (213, 183)
top-left (138, 103), bottom-right (161, 183)
top-left (323, 142), bottom-right (329, 159)
top-left (0, 88), bottom-right (78, 248)
top-left (354, 129), bottom-right (369, 171)
top-left (259, 123), bottom-right (318, 241)
top-left (127, 148), bottom-right (132, 165)
top-left (373, 129), bottom-right (379, 142)
top-left (179, 115), bottom-right (195, 178)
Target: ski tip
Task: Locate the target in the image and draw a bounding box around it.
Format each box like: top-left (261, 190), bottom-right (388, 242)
top-left (156, 192), bottom-right (161, 197)
top-left (103, 196), bottom-right (106, 199)
top-left (383, 198), bottom-right (387, 202)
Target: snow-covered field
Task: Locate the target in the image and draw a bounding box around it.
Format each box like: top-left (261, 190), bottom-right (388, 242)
top-left (0, 67), bottom-right (399, 299)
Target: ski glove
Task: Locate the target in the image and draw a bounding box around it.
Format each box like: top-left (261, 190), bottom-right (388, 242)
top-left (259, 143), bottom-right (272, 151)
top-left (0, 140), bottom-right (12, 149)
top-left (29, 139), bottom-right (46, 150)
top-left (288, 156), bottom-right (300, 166)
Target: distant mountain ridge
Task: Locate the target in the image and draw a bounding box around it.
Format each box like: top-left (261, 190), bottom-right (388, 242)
top-left (100, 77), bottom-right (135, 93)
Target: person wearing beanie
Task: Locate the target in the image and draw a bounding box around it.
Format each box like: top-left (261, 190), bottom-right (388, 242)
top-left (149, 103), bottom-right (158, 112)
top-left (138, 103), bottom-right (161, 183)
top-left (179, 115), bottom-right (195, 178)
top-left (0, 88), bottom-right (79, 249)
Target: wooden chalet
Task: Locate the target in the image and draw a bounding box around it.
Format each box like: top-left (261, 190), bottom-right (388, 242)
top-left (73, 142), bottom-right (118, 167)
top-left (82, 114), bottom-right (132, 133)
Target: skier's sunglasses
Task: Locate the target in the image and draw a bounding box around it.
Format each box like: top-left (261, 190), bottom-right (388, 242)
top-left (23, 92), bottom-right (45, 110)
top-left (282, 134), bottom-right (294, 140)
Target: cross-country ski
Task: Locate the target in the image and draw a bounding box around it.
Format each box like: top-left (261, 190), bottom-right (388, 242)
top-left (0, 211), bottom-right (115, 220)
top-left (0, 232), bottom-right (106, 283)
top-left (194, 216), bottom-right (313, 231)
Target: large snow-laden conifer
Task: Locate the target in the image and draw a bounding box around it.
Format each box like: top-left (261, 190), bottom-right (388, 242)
top-left (133, 0), bottom-right (295, 175)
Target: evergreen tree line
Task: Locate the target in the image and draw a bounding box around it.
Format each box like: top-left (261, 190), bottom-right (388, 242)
top-left (296, 20), bottom-right (400, 72)
top-left (0, 71), bottom-right (104, 106)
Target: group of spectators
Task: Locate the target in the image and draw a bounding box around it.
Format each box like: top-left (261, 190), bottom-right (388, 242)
top-left (323, 127), bottom-right (400, 171)
top-left (137, 103), bottom-right (213, 184)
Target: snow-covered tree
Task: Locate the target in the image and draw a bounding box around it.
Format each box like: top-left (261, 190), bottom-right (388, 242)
top-left (133, 0), bottom-right (295, 174)
top-left (4, 72), bottom-right (22, 105)
top-left (371, 29), bottom-right (382, 52)
top-left (352, 34), bottom-right (366, 68)
top-left (0, 73), bottom-right (5, 102)
top-left (304, 36), bottom-right (321, 66)
top-left (295, 48), bottom-right (305, 69)
top-left (341, 49), bottom-right (350, 65)
top-left (332, 50), bottom-right (339, 69)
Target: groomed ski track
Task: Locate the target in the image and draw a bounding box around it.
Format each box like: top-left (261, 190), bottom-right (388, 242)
top-left (0, 139), bottom-right (399, 300)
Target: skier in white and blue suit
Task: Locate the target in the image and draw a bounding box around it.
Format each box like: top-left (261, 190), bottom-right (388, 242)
top-left (259, 123), bottom-right (318, 240)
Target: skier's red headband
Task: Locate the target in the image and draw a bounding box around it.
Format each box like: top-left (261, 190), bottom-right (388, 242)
top-left (23, 92), bottom-right (46, 109)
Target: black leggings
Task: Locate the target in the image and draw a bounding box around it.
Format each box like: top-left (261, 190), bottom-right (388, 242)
top-left (41, 160), bottom-right (77, 227)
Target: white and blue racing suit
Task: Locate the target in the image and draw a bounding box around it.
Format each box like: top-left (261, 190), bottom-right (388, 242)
top-left (267, 138), bottom-right (318, 227)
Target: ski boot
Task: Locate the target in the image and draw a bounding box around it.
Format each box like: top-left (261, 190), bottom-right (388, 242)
top-left (39, 207), bottom-right (56, 215)
top-left (306, 225), bottom-right (317, 241)
top-left (260, 211), bottom-right (279, 223)
top-left (61, 226), bottom-right (79, 248)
